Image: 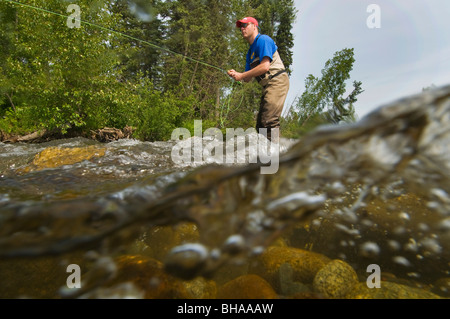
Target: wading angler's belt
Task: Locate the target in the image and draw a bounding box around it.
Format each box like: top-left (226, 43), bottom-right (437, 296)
top-left (256, 69), bottom-right (287, 84)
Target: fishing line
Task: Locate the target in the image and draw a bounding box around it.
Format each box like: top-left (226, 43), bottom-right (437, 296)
top-left (219, 80), bottom-right (246, 128)
top-left (3, 0), bottom-right (230, 75)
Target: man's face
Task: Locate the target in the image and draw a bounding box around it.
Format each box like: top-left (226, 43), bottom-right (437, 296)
top-left (240, 23), bottom-right (257, 40)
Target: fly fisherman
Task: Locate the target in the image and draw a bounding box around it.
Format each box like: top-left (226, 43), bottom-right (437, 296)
top-left (228, 17), bottom-right (290, 142)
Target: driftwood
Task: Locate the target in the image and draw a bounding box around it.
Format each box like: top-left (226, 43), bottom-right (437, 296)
top-left (90, 126), bottom-right (135, 143)
top-left (2, 130), bottom-right (48, 143)
top-left (1, 126), bottom-right (135, 144)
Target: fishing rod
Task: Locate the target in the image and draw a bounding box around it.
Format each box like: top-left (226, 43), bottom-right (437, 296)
top-left (3, 0), bottom-right (231, 76)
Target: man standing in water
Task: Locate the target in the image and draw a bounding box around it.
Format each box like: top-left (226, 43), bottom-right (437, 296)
top-left (228, 17), bottom-right (290, 142)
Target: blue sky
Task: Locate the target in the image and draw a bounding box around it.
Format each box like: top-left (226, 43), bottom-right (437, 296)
top-left (284, 0), bottom-right (450, 119)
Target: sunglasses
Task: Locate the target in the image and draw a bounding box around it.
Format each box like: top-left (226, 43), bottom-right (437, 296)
top-left (240, 23), bottom-right (251, 28)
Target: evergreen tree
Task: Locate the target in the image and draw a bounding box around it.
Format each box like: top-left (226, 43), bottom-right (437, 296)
top-left (274, 0), bottom-right (296, 75)
top-left (108, 0), bottom-right (164, 85)
top-left (158, 0), bottom-right (234, 123)
top-left (249, 0), bottom-right (296, 73)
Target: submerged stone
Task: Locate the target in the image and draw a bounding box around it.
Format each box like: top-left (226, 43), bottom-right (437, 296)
top-left (164, 243), bottom-right (209, 280)
top-left (182, 277), bottom-right (217, 299)
top-left (313, 259), bottom-right (359, 298)
top-left (248, 246), bottom-right (331, 293)
top-left (20, 145), bottom-right (106, 173)
top-left (217, 274), bottom-right (278, 299)
top-left (279, 262), bottom-right (312, 296)
top-left (106, 255), bottom-right (190, 299)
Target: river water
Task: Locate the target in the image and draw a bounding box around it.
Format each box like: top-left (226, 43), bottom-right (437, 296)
top-left (0, 85), bottom-right (449, 299)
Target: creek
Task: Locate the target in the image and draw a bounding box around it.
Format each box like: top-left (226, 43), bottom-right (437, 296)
top-left (0, 85), bottom-right (449, 298)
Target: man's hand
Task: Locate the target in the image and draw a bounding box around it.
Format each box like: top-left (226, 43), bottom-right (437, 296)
top-left (227, 57), bottom-right (270, 83)
top-left (227, 69), bottom-right (244, 82)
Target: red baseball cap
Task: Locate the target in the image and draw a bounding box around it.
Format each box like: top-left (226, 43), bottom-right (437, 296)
top-left (236, 17), bottom-right (258, 28)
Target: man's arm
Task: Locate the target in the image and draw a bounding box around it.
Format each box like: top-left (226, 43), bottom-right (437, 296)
top-left (228, 57), bottom-right (271, 82)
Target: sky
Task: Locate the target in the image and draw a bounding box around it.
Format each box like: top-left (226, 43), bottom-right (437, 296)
top-left (283, 0), bottom-right (450, 119)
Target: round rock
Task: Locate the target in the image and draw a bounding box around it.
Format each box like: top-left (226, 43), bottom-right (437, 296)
top-left (313, 259), bottom-right (359, 298)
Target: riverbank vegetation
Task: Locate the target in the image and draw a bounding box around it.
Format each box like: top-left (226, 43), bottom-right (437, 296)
top-left (0, 0), bottom-right (360, 142)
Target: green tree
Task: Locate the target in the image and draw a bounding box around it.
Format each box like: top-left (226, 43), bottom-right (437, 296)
top-left (287, 48), bottom-right (363, 133)
top-left (158, 1), bottom-right (230, 118)
top-left (274, 0), bottom-right (296, 75)
top-left (0, 0), bottom-right (132, 135)
top-left (108, 0), bottom-right (164, 85)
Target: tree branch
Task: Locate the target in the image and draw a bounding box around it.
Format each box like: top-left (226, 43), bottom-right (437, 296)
top-left (4, 92), bottom-right (16, 112)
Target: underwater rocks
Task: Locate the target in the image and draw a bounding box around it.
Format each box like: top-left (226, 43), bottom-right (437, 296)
top-left (248, 246), bottom-right (331, 292)
top-left (0, 246), bottom-right (443, 299)
top-left (0, 208), bottom-right (443, 299)
top-left (126, 240), bottom-right (443, 299)
top-left (244, 246), bottom-right (442, 299)
top-left (347, 281), bottom-right (441, 299)
top-left (117, 245), bottom-right (442, 299)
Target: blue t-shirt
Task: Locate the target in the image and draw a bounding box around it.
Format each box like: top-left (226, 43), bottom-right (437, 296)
top-left (245, 34), bottom-right (278, 72)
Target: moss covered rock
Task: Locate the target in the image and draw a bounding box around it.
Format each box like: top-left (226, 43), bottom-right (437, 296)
top-left (313, 259), bottom-right (359, 298)
top-left (20, 145), bottom-right (106, 173)
top-left (248, 246), bottom-right (331, 293)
